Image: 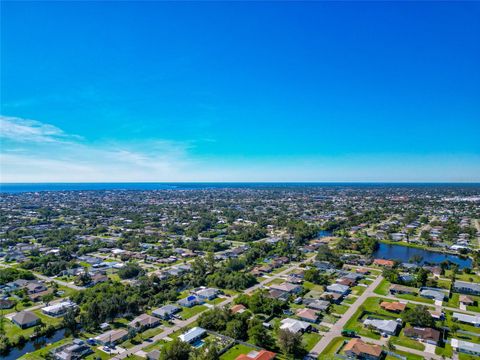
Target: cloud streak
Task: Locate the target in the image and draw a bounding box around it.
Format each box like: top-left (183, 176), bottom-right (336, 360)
top-left (0, 115), bottom-right (80, 143)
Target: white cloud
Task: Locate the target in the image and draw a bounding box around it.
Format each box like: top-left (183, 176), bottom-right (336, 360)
top-left (0, 115), bottom-right (77, 143)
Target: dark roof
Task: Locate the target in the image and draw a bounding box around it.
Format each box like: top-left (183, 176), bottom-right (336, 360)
top-left (12, 311), bottom-right (39, 325)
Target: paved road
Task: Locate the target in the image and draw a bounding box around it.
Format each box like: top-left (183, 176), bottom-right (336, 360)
top-left (0, 262), bottom-right (85, 291)
top-left (307, 274), bottom-right (385, 357)
top-left (113, 256), bottom-right (315, 359)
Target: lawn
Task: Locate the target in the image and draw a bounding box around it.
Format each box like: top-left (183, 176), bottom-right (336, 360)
top-left (373, 279), bottom-right (390, 296)
top-left (220, 344), bottom-right (257, 360)
top-left (318, 336), bottom-right (346, 358)
top-left (266, 278), bottom-right (285, 286)
top-left (4, 310), bottom-right (63, 342)
top-left (19, 337), bottom-right (73, 360)
top-left (390, 332), bottom-right (425, 351)
top-left (331, 304), bottom-right (348, 315)
top-left (394, 293), bottom-right (434, 304)
top-left (447, 293), bottom-right (460, 308)
top-left (302, 332), bottom-right (321, 351)
top-left (386, 349), bottom-right (423, 360)
top-left (435, 343), bottom-right (453, 358)
top-left (350, 285), bottom-right (366, 296)
top-left (179, 305), bottom-right (208, 319)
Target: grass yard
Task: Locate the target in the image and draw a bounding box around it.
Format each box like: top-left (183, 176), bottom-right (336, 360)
top-left (386, 349), bottom-right (423, 360)
top-left (19, 337), bottom-right (73, 360)
top-left (390, 332), bottom-right (425, 351)
top-left (266, 278), bottom-right (285, 286)
top-left (302, 332), bottom-right (321, 351)
top-left (331, 304), bottom-right (348, 315)
top-left (179, 305), bottom-right (207, 319)
top-left (220, 344), bottom-right (256, 360)
top-left (350, 285), bottom-right (366, 296)
top-left (435, 343), bottom-right (453, 358)
top-left (318, 336), bottom-right (346, 358)
top-left (394, 293), bottom-right (434, 304)
top-left (373, 279), bottom-right (390, 296)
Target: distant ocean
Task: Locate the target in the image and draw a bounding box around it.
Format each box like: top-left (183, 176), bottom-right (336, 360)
top-left (1, 182), bottom-right (479, 194)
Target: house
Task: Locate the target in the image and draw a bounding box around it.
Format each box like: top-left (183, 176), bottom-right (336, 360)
top-left (326, 283), bottom-right (350, 295)
top-left (90, 273), bottom-right (109, 285)
top-left (453, 281), bottom-right (480, 296)
top-left (231, 304), bottom-right (247, 314)
top-left (452, 313), bottom-right (480, 327)
top-left (42, 300), bottom-right (76, 317)
top-left (152, 304), bottom-right (180, 319)
top-left (451, 339), bottom-right (480, 356)
top-left (95, 329), bottom-right (129, 346)
top-left (428, 310), bottom-right (445, 320)
top-left (389, 284), bottom-right (417, 295)
top-left (305, 299), bottom-right (330, 311)
top-left (404, 327), bottom-right (441, 345)
top-left (279, 318), bottom-right (311, 333)
top-left (178, 295), bottom-right (203, 308)
top-left (235, 350), bottom-right (276, 360)
top-left (363, 318), bottom-right (399, 335)
top-left (195, 287), bottom-right (219, 300)
top-left (373, 259), bottom-right (395, 267)
top-left (267, 289), bottom-right (289, 301)
top-left (269, 283), bottom-right (302, 294)
top-left (11, 311), bottom-right (40, 329)
top-left (320, 292), bottom-right (343, 303)
top-left (179, 326), bottom-right (206, 343)
top-left (128, 314), bottom-right (161, 330)
top-left (380, 301), bottom-right (406, 313)
top-left (52, 339), bottom-right (93, 360)
top-left (337, 278), bottom-right (356, 287)
top-left (419, 288), bottom-right (446, 302)
top-left (460, 295), bottom-right (475, 306)
top-left (147, 349), bottom-right (161, 360)
top-left (0, 299), bottom-right (15, 309)
top-left (296, 308), bottom-right (318, 323)
top-left (344, 338), bottom-right (383, 360)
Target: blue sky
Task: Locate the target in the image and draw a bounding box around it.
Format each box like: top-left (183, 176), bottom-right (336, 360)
top-left (1, 1), bottom-right (479, 182)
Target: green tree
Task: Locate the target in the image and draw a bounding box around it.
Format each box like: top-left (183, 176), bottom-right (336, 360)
top-left (159, 338), bottom-right (192, 360)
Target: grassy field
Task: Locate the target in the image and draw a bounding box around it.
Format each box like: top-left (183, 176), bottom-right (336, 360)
top-left (318, 336), bottom-right (346, 358)
top-left (220, 344), bottom-right (256, 360)
top-left (302, 332), bottom-right (321, 351)
top-left (179, 305), bottom-right (207, 319)
top-left (390, 332), bottom-right (425, 351)
top-left (373, 279), bottom-right (390, 296)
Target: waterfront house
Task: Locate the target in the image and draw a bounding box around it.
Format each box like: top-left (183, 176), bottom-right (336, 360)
top-left (11, 311), bottom-right (40, 329)
top-left (52, 339), bottom-right (93, 360)
top-left (95, 329), bottom-right (129, 346)
top-left (373, 259), bottom-right (395, 267)
top-left (42, 300), bottom-right (76, 317)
